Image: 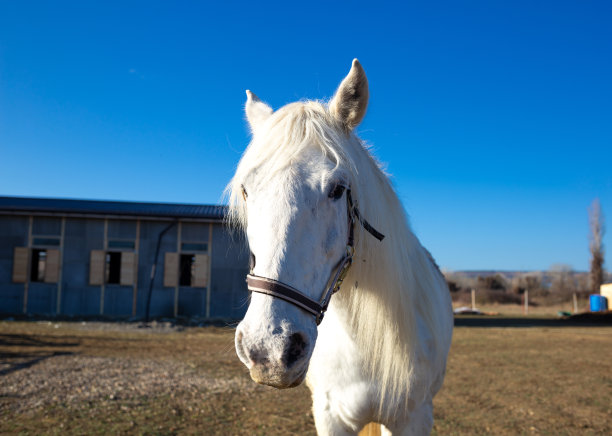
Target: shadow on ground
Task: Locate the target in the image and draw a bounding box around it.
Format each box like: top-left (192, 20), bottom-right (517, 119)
top-left (0, 333), bottom-right (79, 376)
top-left (454, 313), bottom-right (612, 328)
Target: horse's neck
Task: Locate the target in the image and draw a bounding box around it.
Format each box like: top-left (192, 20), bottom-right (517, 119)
top-left (315, 299), bottom-right (367, 370)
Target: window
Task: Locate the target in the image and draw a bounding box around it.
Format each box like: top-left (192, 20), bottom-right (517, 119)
top-left (105, 252), bottom-right (122, 284)
top-left (181, 242), bottom-right (207, 252)
top-left (32, 237), bottom-right (60, 246)
top-left (108, 240), bottom-right (135, 249)
top-left (30, 249), bottom-right (47, 282)
top-left (164, 252), bottom-right (209, 288)
top-left (179, 254), bottom-right (196, 286)
top-left (90, 250), bottom-right (136, 286)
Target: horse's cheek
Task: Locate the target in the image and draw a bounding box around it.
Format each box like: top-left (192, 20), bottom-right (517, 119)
top-left (324, 227), bottom-right (339, 256)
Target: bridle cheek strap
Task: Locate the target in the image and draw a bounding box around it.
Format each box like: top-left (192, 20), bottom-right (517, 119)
top-left (245, 188), bottom-right (383, 325)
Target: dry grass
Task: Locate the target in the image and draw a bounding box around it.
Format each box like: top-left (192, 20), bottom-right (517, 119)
top-left (1, 318), bottom-right (611, 435)
top-left (434, 325), bottom-right (612, 435)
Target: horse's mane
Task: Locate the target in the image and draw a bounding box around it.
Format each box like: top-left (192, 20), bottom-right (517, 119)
top-left (226, 101), bottom-right (452, 415)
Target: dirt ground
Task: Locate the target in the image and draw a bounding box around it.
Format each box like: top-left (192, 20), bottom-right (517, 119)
top-left (1, 318), bottom-right (611, 435)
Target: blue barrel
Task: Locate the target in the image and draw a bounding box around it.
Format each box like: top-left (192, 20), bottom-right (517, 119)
top-left (590, 294), bottom-right (608, 312)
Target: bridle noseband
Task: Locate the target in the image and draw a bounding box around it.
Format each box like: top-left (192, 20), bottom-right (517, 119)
top-left (246, 189), bottom-right (385, 325)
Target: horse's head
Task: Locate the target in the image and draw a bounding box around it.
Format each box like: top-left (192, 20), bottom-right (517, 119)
top-left (230, 60), bottom-right (369, 388)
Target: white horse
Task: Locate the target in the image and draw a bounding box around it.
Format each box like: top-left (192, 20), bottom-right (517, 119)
top-left (228, 60), bottom-right (453, 435)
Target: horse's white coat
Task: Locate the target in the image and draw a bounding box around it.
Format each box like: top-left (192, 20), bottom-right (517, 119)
top-left (228, 60), bottom-right (453, 435)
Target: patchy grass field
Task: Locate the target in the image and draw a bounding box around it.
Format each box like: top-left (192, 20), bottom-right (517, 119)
top-left (1, 318), bottom-right (611, 435)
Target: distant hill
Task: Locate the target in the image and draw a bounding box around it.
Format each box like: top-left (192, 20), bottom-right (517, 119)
top-left (452, 270), bottom-right (587, 280)
top-left (453, 271), bottom-right (533, 280)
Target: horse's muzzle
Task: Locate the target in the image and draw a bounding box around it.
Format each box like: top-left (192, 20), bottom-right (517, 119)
top-left (249, 362), bottom-right (308, 389)
top-left (235, 328), bottom-right (310, 389)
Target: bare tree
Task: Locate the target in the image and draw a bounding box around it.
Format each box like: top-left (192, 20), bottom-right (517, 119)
top-left (589, 198), bottom-right (605, 292)
top-left (511, 272), bottom-right (544, 295)
top-left (549, 263), bottom-right (576, 294)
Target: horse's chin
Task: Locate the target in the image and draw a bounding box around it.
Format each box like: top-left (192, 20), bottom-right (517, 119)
top-left (249, 366), bottom-right (307, 389)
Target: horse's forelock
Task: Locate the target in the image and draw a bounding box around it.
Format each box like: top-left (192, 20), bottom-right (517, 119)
top-left (226, 101), bottom-right (356, 229)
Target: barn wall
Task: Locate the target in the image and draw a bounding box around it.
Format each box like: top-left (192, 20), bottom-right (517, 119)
top-left (107, 219), bottom-right (137, 240)
top-left (209, 226), bottom-right (249, 319)
top-left (27, 282), bottom-right (57, 315)
top-left (104, 219), bottom-right (137, 317)
top-left (27, 217), bottom-right (62, 315)
top-left (0, 214), bottom-right (248, 320)
top-left (32, 216), bottom-right (62, 235)
top-left (177, 222), bottom-right (210, 317)
top-left (135, 221), bottom-right (178, 318)
top-left (0, 216), bottom-right (29, 313)
top-left (103, 285), bottom-right (134, 317)
top-left (61, 218), bottom-right (104, 316)
top-left (177, 286), bottom-right (206, 317)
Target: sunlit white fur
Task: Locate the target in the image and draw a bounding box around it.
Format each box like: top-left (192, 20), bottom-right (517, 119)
top-left (228, 60), bottom-right (453, 435)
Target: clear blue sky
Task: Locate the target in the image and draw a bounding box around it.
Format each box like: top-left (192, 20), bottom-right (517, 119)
top-left (1, 1), bottom-right (611, 272)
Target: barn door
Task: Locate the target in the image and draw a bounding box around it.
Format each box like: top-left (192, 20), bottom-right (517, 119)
top-left (120, 252), bottom-right (137, 286)
top-left (89, 250), bottom-right (105, 285)
top-left (193, 254), bottom-right (210, 287)
top-left (12, 247), bottom-right (29, 283)
top-left (164, 252), bottom-right (178, 287)
top-left (44, 249), bottom-right (60, 283)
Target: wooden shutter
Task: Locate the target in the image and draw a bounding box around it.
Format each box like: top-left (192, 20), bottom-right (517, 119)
top-left (44, 249), bottom-right (60, 283)
top-left (120, 252), bottom-right (137, 286)
top-left (12, 247), bottom-right (29, 283)
top-left (164, 252), bottom-right (178, 287)
top-left (193, 254), bottom-right (210, 288)
top-left (89, 250), bottom-right (105, 286)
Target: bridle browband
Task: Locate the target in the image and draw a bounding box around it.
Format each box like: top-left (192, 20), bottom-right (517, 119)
top-left (246, 188), bottom-right (385, 325)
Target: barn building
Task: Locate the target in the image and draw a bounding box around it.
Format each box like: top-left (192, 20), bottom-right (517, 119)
top-left (0, 196), bottom-right (249, 320)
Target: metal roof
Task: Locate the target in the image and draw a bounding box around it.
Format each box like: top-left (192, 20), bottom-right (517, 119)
top-left (0, 196), bottom-right (227, 221)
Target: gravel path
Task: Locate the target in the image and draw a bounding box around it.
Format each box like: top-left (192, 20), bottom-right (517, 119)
top-left (0, 322), bottom-right (254, 416)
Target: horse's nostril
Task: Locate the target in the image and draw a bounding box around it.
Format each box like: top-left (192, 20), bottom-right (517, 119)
top-left (235, 329), bottom-right (250, 366)
top-left (236, 328), bottom-right (270, 367)
top-left (283, 332), bottom-right (308, 367)
top-left (249, 348), bottom-right (269, 365)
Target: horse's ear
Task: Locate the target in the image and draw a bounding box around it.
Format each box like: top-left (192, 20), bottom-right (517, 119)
top-left (245, 90), bottom-right (273, 133)
top-left (329, 59), bottom-right (369, 130)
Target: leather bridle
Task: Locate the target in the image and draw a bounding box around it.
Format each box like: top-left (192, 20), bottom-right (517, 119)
top-left (246, 188), bottom-right (385, 325)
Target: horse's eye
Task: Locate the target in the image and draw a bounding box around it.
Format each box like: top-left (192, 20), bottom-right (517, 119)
top-left (328, 184), bottom-right (346, 200)
top-left (241, 185), bottom-right (248, 201)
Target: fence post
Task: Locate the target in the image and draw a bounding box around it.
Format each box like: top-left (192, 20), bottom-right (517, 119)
top-left (471, 289), bottom-right (476, 310)
top-left (573, 293), bottom-right (578, 313)
top-left (524, 289), bottom-right (529, 315)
